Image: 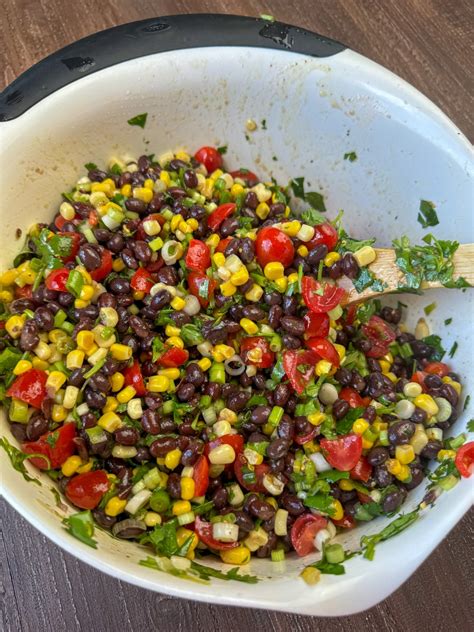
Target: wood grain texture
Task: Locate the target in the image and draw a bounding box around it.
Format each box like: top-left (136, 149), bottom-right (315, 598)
top-left (1, 1), bottom-right (473, 630)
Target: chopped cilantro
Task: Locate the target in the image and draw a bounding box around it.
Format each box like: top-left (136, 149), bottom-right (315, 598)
top-left (424, 302), bottom-right (437, 315)
top-left (343, 151), bottom-right (357, 162)
top-left (0, 437), bottom-right (43, 484)
top-left (448, 341), bottom-right (458, 358)
top-left (352, 267), bottom-right (386, 294)
top-left (84, 162), bottom-right (98, 171)
top-left (360, 509), bottom-right (420, 560)
top-left (417, 199), bottom-right (439, 229)
top-left (335, 407), bottom-right (364, 435)
top-left (422, 334), bottom-right (445, 361)
top-left (464, 395), bottom-right (471, 412)
top-left (151, 336), bottom-right (165, 362)
top-left (127, 113), bottom-right (148, 128)
top-left (467, 418), bottom-right (474, 432)
top-left (261, 119), bottom-right (267, 129)
top-left (63, 510), bottom-right (97, 548)
top-left (290, 177), bottom-right (327, 213)
top-left (217, 145), bottom-right (227, 155)
top-left (337, 229), bottom-right (375, 253)
top-left (110, 163), bottom-right (122, 175)
top-left (444, 318), bottom-right (452, 326)
top-left (180, 323), bottom-right (204, 346)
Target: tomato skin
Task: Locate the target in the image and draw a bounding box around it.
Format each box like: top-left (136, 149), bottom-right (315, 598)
top-left (54, 215), bottom-right (69, 230)
top-left (123, 360), bottom-right (146, 396)
top-left (294, 426), bottom-right (319, 446)
top-left (158, 348), bottom-right (189, 368)
top-left (350, 456), bottom-right (372, 482)
top-left (207, 203), bottom-right (236, 232)
top-left (283, 350), bottom-right (318, 394)
top-left (306, 337), bottom-right (340, 367)
top-left (192, 456), bottom-right (209, 497)
top-left (303, 312), bottom-right (330, 339)
top-left (307, 223), bottom-right (338, 252)
top-left (58, 232), bottom-right (81, 263)
top-left (362, 315), bottom-right (396, 359)
top-left (339, 387), bottom-right (366, 408)
top-left (302, 276), bottom-right (346, 314)
top-left (411, 371), bottom-right (427, 392)
top-left (15, 285), bottom-right (33, 299)
top-left (291, 514), bottom-right (328, 557)
top-left (89, 249), bottom-right (113, 282)
top-left (194, 146), bottom-right (223, 173)
top-left (7, 368), bottom-right (48, 408)
top-left (187, 272), bottom-right (216, 308)
top-left (45, 268), bottom-right (70, 292)
top-left (455, 441), bottom-right (474, 478)
top-left (424, 362), bottom-right (450, 377)
top-left (234, 453), bottom-right (270, 493)
top-left (194, 516), bottom-right (238, 551)
top-left (22, 422), bottom-right (76, 470)
top-left (204, 434), bottom-right (244, 456)
top-left (345, 304), bottom-right (357, 326)
top-left (240, 337), bottom-right (275, 369)
top-left (65, 470), bottom-right (110, 510)
top-left (215, 237), bottom-right (233, 253)
top-left (229, 169), bottom-right (259, 187)
top-left (185, 239), bottom-right (211, 273)
top-left (332, 515), bottom-right (356, 529)
top-left (320, 434), bottom-right (363, 471)
top-left (130, 268), bottom-right (154, 294)
top-left (255, 226), bottom-right (295, 268)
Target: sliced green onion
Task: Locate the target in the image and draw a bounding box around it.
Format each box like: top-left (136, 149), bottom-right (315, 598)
top-left (54, 309), bottom-right (67, 328)
top-left (269, 334), bottom-right (282, 352)
top-left (100, 326), bottom-right (115, 340)
top-left (324, 543), bottom-right (345, 564)
top-left (66, 270), bottom-right (84, 298)
top-left (124, 211), bottom-right (140, 220)
top-left (209, 362), bottom-right (226, 384)
top-left (268, 406), bottom-right (284, 427)
top-left (83, 357), bottom-right (106, 380)
top-left (438, 474), bottom-right (459, 491)
top-left (199, 395), bottom-right (212, 409)
top-left (161, 400), bottom-right (174, 415)
top-left (85, 426), bottom-right (107, 445)
top-left (149, 489), bottom-right (171, 513)
top-left (60, 321), bottom-right (74, 335)
top-left (177, 511), bottom-right (195, 526)
top-left (271, 549), bottom-right (285, 562)
top-left (24, 309), bottom-right (35, 319)
top-left (149, 237), bottom-right (164, 252)
top-left (9, 399), bottom-right (28, 422)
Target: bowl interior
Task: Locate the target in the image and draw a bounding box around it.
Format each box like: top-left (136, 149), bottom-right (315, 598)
top-left (1, 45), bottom-right (472, 615)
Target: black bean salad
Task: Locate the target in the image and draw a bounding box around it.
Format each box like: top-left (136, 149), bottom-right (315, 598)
top-left (1, 145), bottom-right (472, 584)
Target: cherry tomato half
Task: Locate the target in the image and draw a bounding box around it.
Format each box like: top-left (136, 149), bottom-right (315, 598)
top-left (65, 470), bottom-right (110, 510)
top-left (89, 249), bottom-right (113, 282)
top-left (187, 272), bottom-right (217, 308)
top-left (194, 516), bottom-right (239, 550)
top-left (350, 456), bottom-right (372, 482)
top-left (290, 514), bottom-right (328, 557)
top-left (229, 169), bottom-right (259, 187)
top-left (185, 239), bottom-right (211, 273)
top-left (455, 441), bottom-right (474, 478)
top-left (320, 434), bottom-right (363, 471)
top-left (7, 368), bottom-right (48, 408)
top-left (424, 362), bottom-right (450, 377)
top-left (307, 223), bottom-right (338, 252)
top-left (283, 349), bottom-right (318, 395)
top-left (207, 203), bottom-right (236, 232)
top-left (130, 268), bottom-right (154, 294)
top-left (123, 360), bottom-right (146, 396)
top-left (339, 387), bottom-right (368, 408)
top-left (303, 312), bottom-right (330, 339)
top-left (158, 348), bottom-right (189, 368)
top-left (194, 146), bottom-right (223, 173)
top-left (306, 337), bottom-right (340, 367)
top-left (192, 455), bottom-right (210, 497)
top-left (302, 276), bottom-right (346, 314)
top-left (233, 453), bottom-right (270, 493)
top-left (240, 337), bottom-right (275, 369)
top-left (362, 315), bottom-right (396, 359)
top-left (22, 422), bottom-right (76, 470)
top-left (255, 226), bottom-right (295, 268)
top-left (45, 268), bottom-right (69, 292)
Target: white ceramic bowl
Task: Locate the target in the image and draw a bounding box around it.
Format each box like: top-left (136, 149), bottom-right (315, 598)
top-left (1, 14), bottom-right (473, 616)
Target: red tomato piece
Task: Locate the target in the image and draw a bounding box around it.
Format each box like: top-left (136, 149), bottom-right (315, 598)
top-left (282, 349), bottom-right (318, 394)
top-left (307, 223), bottom-right (338, 252)
top-left (410, 371), bottom-right (427, 392)
top-left (192, 456), bottom-right (209, 497)
top-left (207, 203), bottom-right (236, 232)
top-left (240, 337), bottom-right (275, 369)
top-left (58, 232), bottom-right (81, 263)
top-left (89, 249), bottom-right (112, 282)
top-left (14, 285), bottom-right (33, 299)
top-left (45, 268), bottom-right (70, 292)
top-left (187, 272), bottom-right (217, 308)
top-left (350, 456), bottom-right (372, 482)
top-left (357, 491), bottom-right (372, 504)
top-left (123, 360), bottom-right (146, 396)
top-left (255, 226), bottom-right (295, 268)
top-left (332, 515), bottom-right (356, 529)
top-left (54, 215), bottom-right (68, 230)
top-left (320, 434), bottom-right (363, 471)
top-left (306, 337), bottom-right (340, 367)
top-left (158, 348), bottom-right (189, 368)
top-left (204, 434), bottom-right (244, 457)
top-left (185, 239), bottom-right (211, 273)
top-left (233, 453), bottom-right (270, 493)
top-left (194, 146), bottom-right (223, 173)
top-left (7, 368), bottom-right (47, 408)
top-left (229, 169), bottom-right (259, 187)
top-left (130, 268), bottom-right (154, 294)
top-left (88, 210), bottom-right (99, 226)
top-left (424, 362), bottom-right (450, 377)
top-left (22, 422), bottom-right (76, 470)
top-left (362, 315), bottom-right (396, 359)
top-left (303, 312), bottom-right (330, 338)
top-left (65, 470), bottom-right (110, 510)
top-left (215, 237), bottom-right (233, 253)
top-left (290, 514), bottom-right (328, 557)
top-left (455, 441), bottom-right (474, 478)
top-left (302, 276), bottom-right (346, 314)
top-left (294, 426), bottom-right (319, 446)
top-left (339, 387), bottom-right (366, 409)
top-left (194, 516), bottom-right (239, 551)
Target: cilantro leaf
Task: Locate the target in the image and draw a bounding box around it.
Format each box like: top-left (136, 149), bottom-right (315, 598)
top-left (0, 437), bottom-right (42, 484)
top-left (305, 191), bottom-right (327, 213)
top-left (448, 341), bottom-right (458, 358)
top-left (180, 323), bottom-right (204, 346)
top-left (422, 334), bottom-right (445, 361)
top-left (467, 419), bottom-right (474, 432)
top-left (360, 509), bottom-right (420, 560)
top-left (217, 145), bottom-right (227, 154)
top-left (84, 162), bottom-right (98, 171)
top-left (343, 151), bottom-right (357, 162)
top-left (301, 208), bottom-right (326, 226)
top-left (417, 200), bottom-right (439, 228)
top-left (303, 493), bottom-right (335, 516)
top-left (63, 510), bottom-right (97, 548)
top-left (337, 229), bottom-right (375, 253)
top-left (424, 302), bottom-right (437, 315)
top-left (127, 113), bottom-right (148, 128)
top-left (0, 348), bottom-right (23, 374)
top-left (335, 406), bottom-right (364, 435)
top-left (143, 521), bottom-right (179, 557)
top-left (151, 337), bottom-right (165, 362)
top-left (191, 561), bottom-right (258, 583)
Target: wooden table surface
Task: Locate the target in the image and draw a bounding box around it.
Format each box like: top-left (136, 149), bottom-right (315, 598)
top-left (1, 1), bottom-right (473, 630)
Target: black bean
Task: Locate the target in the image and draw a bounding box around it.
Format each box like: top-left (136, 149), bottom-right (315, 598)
top-left (240, 305), bottom-right (265, 322)
top-left (281, 493), bottom-right (305, 516)
top-left (244, 191), bottom-right (258, 209)
top-left (277, 417), bottom-right (295, 442)
top-left (410, 408), bottom-right (427, 424)
top-left (97, 293), bottom-right (117, 309)
top-left (328, 260), bottom-right (343, 279)
top-left (425, 374), bottom-right (443, 389)
top-left (128, 315), bottom-right (149, 338)
top-left (307, 244), bottom-right (328, 266)
top-left (362, 406), bottom-right (377, 423)
top-left (382, 489), bottom-right (403, 513)
top-left (250, 406), bottom-right (271, 425)
top-left (239, 238), bottom-right (255, 264)
top-left (10, 424), bottom-right (28, 443)
top-left (78, 244), bottom-right (102, 271)
top-left (280, 316), bottom-right (305, 336)
top-left (73, 202), bottom-right (95, 218)
top-left (150, 437), bottom-right (178, 458)
top-left (132, 240), bottom-right (152, 263)
top-left (295, 416), bottom-right (312, 436)
top-left (84, 388), bottom-right (107, 409)
top-left (88, 169), bottom-right (108, 182)
top-left (248, 499), bottom-right (275, 521)
top-left (10, 298), bottom-right (36, 314)
top-left (252, 374), bottom-right (267, 391)
top-left (20, 319), bottom-right (39, 351)
top-left (180, 169), bottom-right (197, 189)
top-left (404, 467), bottom-right (424, 490)
top-left (234, 511), bottom-right (254, 532)
top-left (210, 487), bottom-right (227, 510)
top-left (388, 420), bottom-right (415, 445)
top-left (421, 440), bottom-right (442, 460)
top-left (121, 249), bottom-right (138, 270)
top-left (166, 473), bottom-right (182, 499)
top-left (355, 338), bottom-right (371, 353)
top-left (367, 446), bottom-right (389, 466)
top-left (185, 363), bottom-right (205, 387)
top-left (220, 217), bottom-right (239, 237)
top-left (124, 198), bottom-right (146, 213)
top-left (273, 383), bottom-right (290, 407)
top-left (114, 427), bottom-right (139, 446)
top-left (181, 440), bottom-right (203, 466)
top-left (93, 509), bottom-right (117, 529)
top-left (281, 334), bottom-right (301, 349)
top-left (341, 253), bottom-right (359, 279)
top-left (227, 391), bottom-right (250, 412)
top-left (177, 382), bottom-right (195, 402)
top-left (380, 306), bottom-right (402, 324)
top-left (93, 228), bottom-right (112, 242)
top-left (26, 414), bottom-right (49, 441)
top-left (109, 277), bottom-right (131, 294)
top-left (107, 233), bottom-right (125, 253)
top-left (374, 465), bottom-right (393, 487)
top-left (267, 304), bottom-right (282, 329)
top-left (269, 202), bottom-right (286, 217)
top-left (282, 296), bottom-right (298, 315)
top-left (156, 266), bottom-right (178, 286)
top-left (440, 383), bottom-right (458, 407)
top-left (332, 399), bottom-right (350, 420)
top-left (204, 382), bottom-right (222, 400)
top-left (140, 409), bottom-right (160, 434)
top-left (267, 438), bottom-right (290, 460)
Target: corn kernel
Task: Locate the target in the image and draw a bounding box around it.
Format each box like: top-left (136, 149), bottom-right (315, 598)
top-left (395, 464), bottom-right (411, 482)
top-left (438, 449), bottom-right (457, 461)
top-left (386, 458), bottom-right (402, 475)
top-left (5, 315), bottom-right (25, 339)
top-left (353, 245), bottom-right (377, 267)
top-left (255, 202), bottom-right (270, 220)
top-left (13, 360), bottom-right (32, 375)
top-left (32, 357), bottom-right (49, 370)
top-left (332, 499), bottom-right (344, 521)
top-left (133, 290), bottom-right (145, 301)
top-left (110, 343), bottom-right (132, 361)
top-left (197, 357), bottom-right (212, 372)
top-left (52, 404), bottom-right (67, 422)
top-left (61, 456), bottom-right (82, 477)
top-left (165, 449), bottom-right (182, 470)
top-left (166, 336), bottom-right (184, 349)
top-left (396, 445), bottom-right (415, 464)
top-left (110, 372), bottom-right (125, 392)
top-left (117, 385), bottom-right (136, 403)
top-left (79, 285), bottom-right (94, 301)
top-left (379, 360), bottom-right (391, 373)
top-left (170, 214), bottom-right (183, 232)
top-left (180, 477), bottom-right (195, 500)
top-left (442, 376), bottom-right (462, 395)
top-left (213, 252), bottom-right (226, 267)
top-left (240, 318), bottom-right (258, 335)
top-left (112, 258), bottom-right (125, 272)
top-left (274, 276), bottom-right (288, 293)
top-left (230, 266), bottom-right (249, 286)
top-left (414, 394), bottom-right (439, 416)
top-left (160, 170), bottom-right (171, 186)
top-left (308, 412), bottom-right (326, 426)
top-left (0, 290), bottom-right (13, 302)
top-left (133, 187), bottom-right (153, 203)
top-left (296, 224), bottom-right (315, 242)
top-left (46, 371), bottom-right (67, 393)
top-left (206, 233), bottom-right (220, 249)
top-left (315, 360), bottom-right (332, 376)
top-left (63, 385), bottom-right (79, 409)
top-left (287, 272), bottom-right (299, 284)
top-left (144, 512), bottom-right (162, 528)
top-left (0, 269), bottom-right (18, 285)
top-left (147, 375), bottom-right (170, 393)
top-left (103, 396), bottom-right (118, 413)
top-left (245, 284), bottom-right (264, 302)
top-left (220, 546), bottom-right (251, 565)
top-left (220, 281), bottom-right (237, 297)
top-left (385, 371), bottom-right (398, 383)
top-left (352, 418), bottom-right (369, 435)
top-left (213, 345), bottom-right (235, 361)
top-left (66, 350), bottom-right (85, 370)
top-left (333, 344), bottom-right (346, 362)
top-left (172, 500), bottom-right (192, 516)
top-left (176, 527), bottom-right (199, 552)
top-left (170, 296), bottom-right (186, 311)
top-left (264, 262), bottom-right (284, 280)
top-left (76, 330), bottom-right (95, 352)
top-left (74, 299), bottom-right (89, 309)
top-left (105, 497), bottom-right (127, 517)
top-left (76, 460), bottom-right (94, 474)
top-left (362, 438), bottom-right (374, 450)
top-left (324, 252), bottom-right (341, 267)
top-left (165, 324), bottom-right (181, 338)
top-left (297, 245), bottom-right (309, 257)
top-left (300, 567), bottom-right (321, 585)
top-left (339, 479), bottom-right (355, 491)
top-left (98, 411), bottom-right (122, 432)
top-left (121, 183), bottom-right (132, 197)
top-left (280, 220), bottom-right (301, 237)
top-left (210, 168), bottom-right (224, 180)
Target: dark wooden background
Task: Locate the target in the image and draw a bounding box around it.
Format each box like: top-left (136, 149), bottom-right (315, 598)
top-left (1, 1), bottom-right (473, 630)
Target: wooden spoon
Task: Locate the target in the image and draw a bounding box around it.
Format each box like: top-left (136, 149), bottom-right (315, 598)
top-left (340, 244), bottom-right (474, 305)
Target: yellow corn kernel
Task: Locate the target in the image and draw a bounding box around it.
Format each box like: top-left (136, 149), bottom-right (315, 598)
top-left (13, 360), bottom-right (32, 375)
top-left (52, 404), bottom-right (67, 422)
top-left (46, 371), bottom-right (67, 393)
top-left (180, 477), bottom-right (196, 500)
top-left (213, 252), bottom-right (226, 267)
top-left (308, 412), bottom-right (326, 426)
top-left (170, 296), bottom-right (186, 311)
top-left (297, 245), bottom-right (309, 257)
top-left (339, 479), bottom-right (355, 491)
top-left (147, 375), bottom-right (170, 393)
top-left (438, 449), bottom-right (457, 461)
top-left (0, 290), bottom-right (13, 302)
top-left (315, 360), bottom-right (332, 376)
top-left (362, 438), bottom-right (374, 450)
top-left (323, 251), bottom-right (341, 267)
top-left (386, 458), bottom-right (402, 475)
top-left (414, 394), bottom-right (439, 416)
top-left (264, 262), bottom-right (284, 280)
top-left (76, 460), bottom-right (94, 474)
top-left (131, 290), bottom-right (144, 301)
top-left (78, 285), bottom-right (94, 302)
top-left (220, 281), bottom-right (237, 297)
top-left (245, 283), bottom-right (263, 302)
top-left (187, 218), bottom-right (199, 231)
top-left (144, 512), bottom-right (162, 528)
top-left (256, 202), bottom-right (270, 220)
top-left (170, 214), bottom-right (183, 232)
top-left (352, 418), bottom-right (369, 435)
top-left (0, 268), bottom-right (18, 285)
top-left (132, 187), bottom-right (153, 203)
top-left (395, 465), bottom-right (411, 482)
top-left (300, 567), bottom-right (321, 586)
top-left (280, 220), bottom-right (301, 237)
top-left (274, 276), bottom-right (288, 293)
top-left (206, 233), bottom-right (220, 249)
top-left (175, 150), bottom-right (190, 162)
top-left (160, 170), bottom-right (171, 186)
top-left (287, 272), bottom-right (299, 284)
top-left (117, 386), bottom-right (136, 404)
top-left (396, 445), bottom-right (415, 464)
top-left (110, 343), bottom-right (132, 361)
top-left (105, 497), bottom-right (127, 517)
top-left (66, 350), bottom-right (85, 370)
top-left (210, 168), bottom-right (224, 181)
top-left (112, 258), bottom-right (125, 272)
top-left (165, 324), bottom-right (181, 338)
top-left (176, 527), bottom-right (199, 554)
top-left (165, 449), bottom-right (182, 470)
top-left (383, 352), bottom-right (394, 364)
top-left (384, 371), bottom-right (398, 383)
top-left (121, 183), bottom-right (132, 196)
top-left (157, 369), bottom-right (179, 382)
top-left (172, 500), bottom-right (192, 516)
top-left (178, 220), bottom-right (193, 235)
top-left (143, 178), bottom-right (154, 190)
top-left (333, 344), bottom-right (346, 362)
top-left (230, 183), bottom-right (244, 198)
top-left (197, 357), bottom-right (212, 372)
top-left (98, 411), bottom-right (122, 432)
top-left (213, 345), bottom-right (235, 361)
top-left (32, 357), bottom-right (49, 370)
top-left (166, 336), bottom-right (184, 349)
top-left (84, 343), bottom-right (98, 358)
top-left (230, 266), bottom-right (249, 287)
top-left (220, 546), bottom-right (251, 565)
top-left (74, 299), bottom-right (89, 309)
top-left (5, 315), bottom-right (25, 339)
top-left (353, 245), bottom-right (377, 267)
top-left (247, 348), bottom-right (263, 364)
top-left (240, 318), bottom-right (258, 335)
top-left (109, 372), bottom-right (124, 392)
top-left (379, 360), bottom-right (391, 373)
top-left (76, 330), bottom-right (95, 352)
top-left (332, 499), bottom-right (344, 521)
top-left (373, 420), bottom-right (388, 433)
top-left (103, 396), bottom-right (118, 413)
top-left (61, 455), bottom-right (83, 477)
